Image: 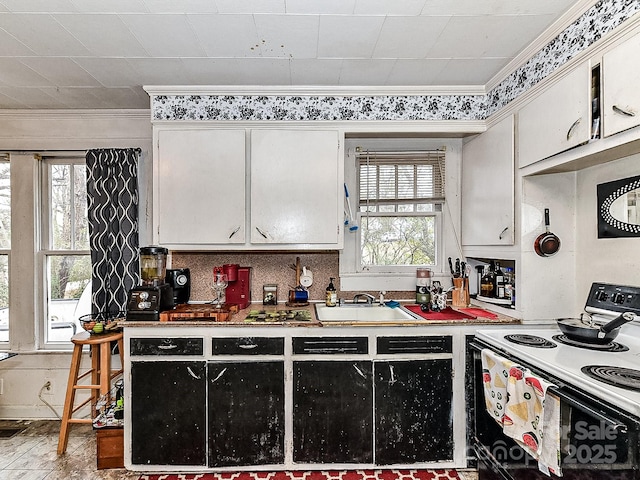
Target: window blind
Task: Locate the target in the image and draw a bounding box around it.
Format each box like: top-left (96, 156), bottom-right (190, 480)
top-left (356, 150), bottom-right (445, 211)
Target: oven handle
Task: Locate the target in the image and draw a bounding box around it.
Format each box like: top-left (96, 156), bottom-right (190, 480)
top-left (472, 440), bottom-right (514, 480)
top-left (546, 386), bottom-right (627, 433)
top-left (470, 340), bottom-right (629, 433)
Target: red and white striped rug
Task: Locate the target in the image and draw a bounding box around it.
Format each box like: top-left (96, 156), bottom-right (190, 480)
top-left (138, 470), bottom-right (460, 480)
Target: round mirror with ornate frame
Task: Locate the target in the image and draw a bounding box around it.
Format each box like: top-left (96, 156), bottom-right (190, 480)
top-left (598, 174), bottom-right (640, 238)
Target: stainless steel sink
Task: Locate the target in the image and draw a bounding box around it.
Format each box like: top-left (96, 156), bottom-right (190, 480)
top-left (314, 303), bottom-right (418, 322)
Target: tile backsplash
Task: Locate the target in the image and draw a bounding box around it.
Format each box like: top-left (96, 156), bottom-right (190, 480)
top-left (170, 251), bottom-right (413, 304)
top-left (171, 251), bottom-right (339, 303)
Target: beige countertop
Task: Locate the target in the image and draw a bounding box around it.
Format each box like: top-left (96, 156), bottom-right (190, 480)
top-left (122, 302), bottom-right (520, 328)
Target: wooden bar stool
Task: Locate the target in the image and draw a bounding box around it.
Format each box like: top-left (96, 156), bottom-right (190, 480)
top-left (57, 330), bottom-right (124, 455)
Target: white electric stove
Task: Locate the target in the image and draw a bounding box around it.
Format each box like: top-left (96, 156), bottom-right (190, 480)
top-left (475, 282), bottom-right (640, 419)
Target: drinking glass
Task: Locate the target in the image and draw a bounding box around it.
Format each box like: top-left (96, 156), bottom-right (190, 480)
top-left (211, 273), bottom-right (228, 307)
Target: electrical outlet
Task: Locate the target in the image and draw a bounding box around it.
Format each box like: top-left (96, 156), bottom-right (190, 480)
top-left (42, 380), bottom-right (53, 396)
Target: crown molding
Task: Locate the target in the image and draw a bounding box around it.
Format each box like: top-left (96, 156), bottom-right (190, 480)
top-left (150, 119), bottom-right (486, 134)
top-left (0, 109), bottom-right (150, 119)
top-left (143, 85), bottom-right (486, 97)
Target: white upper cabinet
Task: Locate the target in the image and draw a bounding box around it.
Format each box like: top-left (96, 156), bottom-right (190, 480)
top-left (462, 115), bottom-right (515, 246)
top-left (602, 31), bottom-right (640, 137)
top-left (153, 127), bottom-right (343, 250)
top-left (518, 63), bottom-right (591, 168)
top-left (250, 129), bottom-right (342, 247)
top-left (155, 128), bottom-right (246, 246)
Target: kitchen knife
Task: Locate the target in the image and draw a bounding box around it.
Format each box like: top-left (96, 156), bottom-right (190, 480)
top-left (455, 258), bottom-right (461, 277)
top-left (448, 257), bottom-right (455, 276)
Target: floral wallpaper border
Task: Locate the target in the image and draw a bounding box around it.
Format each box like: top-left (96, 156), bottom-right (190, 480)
top-left (151, 0), bottom-right (640, 122)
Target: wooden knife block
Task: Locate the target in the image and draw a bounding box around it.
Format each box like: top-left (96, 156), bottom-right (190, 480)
top-left (452, 278), bottom-right (470, 308)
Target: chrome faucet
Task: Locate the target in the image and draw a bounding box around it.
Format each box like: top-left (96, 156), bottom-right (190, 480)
top-left (353, 293), bottom-right (376, 304)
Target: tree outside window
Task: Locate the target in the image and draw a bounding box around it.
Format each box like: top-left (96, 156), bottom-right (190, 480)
top-left (44, 160), bottom-right (91, 342)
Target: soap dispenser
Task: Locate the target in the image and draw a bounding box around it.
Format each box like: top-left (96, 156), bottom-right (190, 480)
top-left (325, 277), bottom-right (337, 307)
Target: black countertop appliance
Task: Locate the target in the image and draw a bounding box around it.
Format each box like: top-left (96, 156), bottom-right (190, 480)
top-left (166, 268), bottom-right (190, 304)
top-left (126, 246), bottom-right (174, 321)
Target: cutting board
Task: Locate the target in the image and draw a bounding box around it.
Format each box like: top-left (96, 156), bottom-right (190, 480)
top-left (159, 303), bottom-right (239, 322)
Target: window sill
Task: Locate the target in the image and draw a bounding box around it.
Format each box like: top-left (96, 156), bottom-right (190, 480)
top-left (339, 271), bottom-right (448, 292)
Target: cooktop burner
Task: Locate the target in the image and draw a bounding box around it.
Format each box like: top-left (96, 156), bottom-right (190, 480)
top-left (552, 334), bottom-right (629, 352)
top-left (504, 334), bottom-right (557, 348)
top-left (581, 365), bottom-right (640, 391)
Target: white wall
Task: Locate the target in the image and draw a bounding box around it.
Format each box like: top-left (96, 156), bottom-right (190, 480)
top-left (517, 151), bottom-right (640, 322)
top-left (0, 109), bottom-right (151, 419)
top-left (575, 152), bottom-right (640, 298)
top-left (519, 172), bottom-right (578, 320)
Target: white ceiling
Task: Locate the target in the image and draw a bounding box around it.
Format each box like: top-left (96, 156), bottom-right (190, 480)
top-left (0, 0), bottom-right (586, 110)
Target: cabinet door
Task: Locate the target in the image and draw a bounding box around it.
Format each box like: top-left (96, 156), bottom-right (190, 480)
top-left (293, 360), bottom-right (373, 464)
top-left (518, 63), bottom-right (591, 168)
top-left (374, 359), bottom-right (453, 464)
top-left (250, 130), bottom-right (340, 245)
top-left (462, 115), bottom-right (514, 245)
top-left (155, 129), bottom-right (246, 245)
top-left (602, 32), bottom-right (640, 137)
top-left (130, 361), bottom-right (206, 466)
top-left (208, 361), bottom-right (285, 467)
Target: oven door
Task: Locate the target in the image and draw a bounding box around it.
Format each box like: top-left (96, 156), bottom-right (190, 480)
top-left (470, 339), bottom-right (640, 480)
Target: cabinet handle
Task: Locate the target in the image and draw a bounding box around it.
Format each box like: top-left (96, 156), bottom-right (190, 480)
top-left (499, 227), bottom-right (509, 240)
top-left (238, 343), bottom-right (258, 349)
top-left (211, 367), bottom-right (227, 383)
top-left (157, 343), bottom-right (177, 350)
top-left (255, 226), bottom-right (268, 239)
top-left (612, 105), bottom-right (636, 117)
top-left (388, 364), bottom-right (397, 385)
top-left (228, 226), bottom-right (240, 239)
top-left (353, 364), bottom-right (366, 379)
top-left (186, 366), bottom-right (201, 380)
top-left (566, 117), bottom-right (581, 141)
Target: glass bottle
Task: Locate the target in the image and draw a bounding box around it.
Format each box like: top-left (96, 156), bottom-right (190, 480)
top-left (494, 262), bottom-right (505, 299)
top-left (480, 263), bottom-right (495, 298)
top-left (504, 268), bottom-right (514, 302)
top-left (325, 277), bottom-right (337, 307)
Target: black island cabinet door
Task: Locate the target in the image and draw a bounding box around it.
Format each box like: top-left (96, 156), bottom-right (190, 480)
top-left (131, 360), bottom-right (207, 466)
top-left (208, 361), bottom-right (285, 467)
top-left (293, 360), bottom-right (373, 464)
top-left (374, 359), bottom-right (454, 464)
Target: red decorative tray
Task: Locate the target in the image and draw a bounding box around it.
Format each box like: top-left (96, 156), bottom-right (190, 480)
top-left (404, 305), bottom-right (476, 320)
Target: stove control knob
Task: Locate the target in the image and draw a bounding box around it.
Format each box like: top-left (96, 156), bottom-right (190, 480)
top-left (139, 291), bottom-right (149, 301)
top-left (613, 292), bottom-right (625, 304)
top-left (594, 290), bottom-right (607, 301)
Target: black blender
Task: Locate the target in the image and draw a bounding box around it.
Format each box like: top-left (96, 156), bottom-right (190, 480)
top-left (125, 246), bottom-right (174, 320)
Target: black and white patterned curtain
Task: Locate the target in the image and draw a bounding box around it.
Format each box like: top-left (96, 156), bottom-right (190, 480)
top-left (86, 148), bottom-right (140, 315)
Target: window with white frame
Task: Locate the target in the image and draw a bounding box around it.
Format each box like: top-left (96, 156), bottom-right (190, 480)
top-left (356, 149), bottom-right (445, 272)
top-left (41, 157), bottom-right (91, 343)
top-left (0, 157), bottom-right (9, 344)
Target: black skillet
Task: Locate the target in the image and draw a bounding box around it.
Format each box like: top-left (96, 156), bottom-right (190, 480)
top-left (557, 312), bottom-right (636, 344)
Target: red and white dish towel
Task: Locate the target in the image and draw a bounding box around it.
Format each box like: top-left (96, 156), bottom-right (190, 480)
top-left (481, 349), bottom-right (562, 477)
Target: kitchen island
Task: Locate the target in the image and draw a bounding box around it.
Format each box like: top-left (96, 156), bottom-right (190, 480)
top-left (123, 303), bottom-right (518, 473)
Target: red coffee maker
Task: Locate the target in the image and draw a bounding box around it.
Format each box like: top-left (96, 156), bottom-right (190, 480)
top-left (223, 264), bottom-right (251, 309)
